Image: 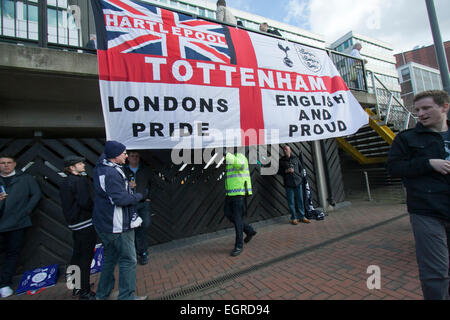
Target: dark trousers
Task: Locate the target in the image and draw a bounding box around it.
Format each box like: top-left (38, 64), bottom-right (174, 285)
top-left (70, 226), bottom-right (97, 294)
top-left (224, 196), bottom-right (255, 249)
top-left (0, 228), bottom-right (25, 288)
top-left (409, 214), bottom-right (450, 300)
top-left (135, 202), bottom-right (151, 256)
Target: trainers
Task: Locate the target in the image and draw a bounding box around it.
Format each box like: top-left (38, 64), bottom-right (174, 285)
top-left (244, 231), bottom-right (257, 243)
top-left (300, 218), bottom-right (311, 224)
top-left (130, 215), bottom-right (143, 228)
top-left (0, 286), bottom-right (13, 298)
top-left (140, 252), bottom-right (149, 265)
top-left (230, 247), bottom-right (243, 257)
top-left (79, 291), bottom-right (96, 300)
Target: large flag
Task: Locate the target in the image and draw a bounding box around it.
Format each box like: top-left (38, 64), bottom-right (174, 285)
top-left (92, 0), bottom-right (368, 149)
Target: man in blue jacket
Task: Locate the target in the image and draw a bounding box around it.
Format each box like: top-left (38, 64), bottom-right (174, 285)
top-left (0, 155), bottom-right (41, 298)
top-left (387, 90), bottom-right (449, 300)
top-left (92, 141), bottom-right (146, 300)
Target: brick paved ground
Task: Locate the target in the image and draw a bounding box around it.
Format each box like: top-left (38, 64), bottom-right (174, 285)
top-left (4, 197), bottom-right (423, 301)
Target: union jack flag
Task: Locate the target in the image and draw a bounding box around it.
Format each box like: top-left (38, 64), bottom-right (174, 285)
top-left (98, 0), bottom-right (233, 64)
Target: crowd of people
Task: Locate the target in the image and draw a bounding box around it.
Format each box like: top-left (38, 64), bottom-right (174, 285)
top-left (0, 137), bottom-right (316, 300)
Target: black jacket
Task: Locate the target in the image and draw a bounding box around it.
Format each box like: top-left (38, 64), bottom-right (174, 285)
top-left (59, 174), bottom-right (94, 231)
top-left (124, 163), bottom-right (152, 201)
top-left (386, 121), bottom-right (450, 221)
top-left (0, 170), bottom-right (41, 232)
top-left (278, 154), bottom-right (304, 188)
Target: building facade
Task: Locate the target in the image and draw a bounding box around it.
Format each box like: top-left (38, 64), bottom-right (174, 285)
top-left (395, 41), bottom-right (450, 71)
top-left (398, 62), bottom-right (443, 111)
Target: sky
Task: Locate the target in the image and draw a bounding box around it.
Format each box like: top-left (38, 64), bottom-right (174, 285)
top-left (226, 0), bottom-right (450, 54)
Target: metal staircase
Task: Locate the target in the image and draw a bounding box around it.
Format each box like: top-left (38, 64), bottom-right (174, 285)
top-left (337, 71), bottom-right (417, 165)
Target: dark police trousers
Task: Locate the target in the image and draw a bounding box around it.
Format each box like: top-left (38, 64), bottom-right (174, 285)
top-left (224, 196), bottom-right (255, 249)
top-left (70, 226), bottom-right (97, 294)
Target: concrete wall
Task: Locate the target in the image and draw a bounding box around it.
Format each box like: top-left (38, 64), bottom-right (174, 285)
top-left (0, 43), bottom-right (103, 137)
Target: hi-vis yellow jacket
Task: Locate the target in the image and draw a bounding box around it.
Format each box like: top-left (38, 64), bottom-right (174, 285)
top-left (225, 153), bottom-right (252, 197)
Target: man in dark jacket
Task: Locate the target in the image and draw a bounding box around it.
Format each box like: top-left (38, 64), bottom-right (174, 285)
top-left (386, 90), bottom-right (450, 300)
top-left (124, 151), bottom-right (152, 265)
top-left (0, 155), bottom-right (41, 298)
top-left (92, 141), bottom-right (146, 300)
top-left (59, 155), bottom-right (97, 300)
top-left (259, 22), bottom-right (282, 36)
top-left (278, 145), bottom-right (311, 225)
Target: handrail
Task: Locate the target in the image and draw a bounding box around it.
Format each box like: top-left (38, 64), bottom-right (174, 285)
top-left (368, 70), bottom-right (417, 130)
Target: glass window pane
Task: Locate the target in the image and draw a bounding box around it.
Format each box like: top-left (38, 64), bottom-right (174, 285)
top-left (47, 8), bottom-right (57, 43)
top-left (401, 68), bottom-right (410, 81)
top-left (16, 2), bottom-right (27, 38)
top-left (2, 0), bottom-right (15, 36)
top-left (423, 70), bottom-right (432, 90)
top-left (58, 0), bottom-right (68, 8)
top-left (28, 4), bottom-right (39, 40)
top-left (47, 0), bottom-right (57, 7)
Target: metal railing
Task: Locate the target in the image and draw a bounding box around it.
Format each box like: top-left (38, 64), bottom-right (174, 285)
top-left (328, 51), bottom-right (368, 92)
top-left (368, 71), bottom-right (417, 131)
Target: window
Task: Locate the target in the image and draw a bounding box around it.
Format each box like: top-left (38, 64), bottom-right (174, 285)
top-left (401, 68), bottom-right (411, 82)
top-left (2, 0), bottom-right (15, 37)
top-left (178, 2), bottom-right (187, 10)
top-left (423, 70), bottom-right (432, 90)
top-left (47, 0), bottom-right (81, 46)
top-left (1, 1), bottom-right (38, 40)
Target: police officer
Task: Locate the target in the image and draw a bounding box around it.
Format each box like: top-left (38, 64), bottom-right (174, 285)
top-left (223, 151), bottom-right (257, 257)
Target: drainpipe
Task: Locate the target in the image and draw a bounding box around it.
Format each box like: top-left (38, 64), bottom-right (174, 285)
top-left (320, 140), bottom-right (336, 207)
top-left (312, 140), bottom-right (329, 212)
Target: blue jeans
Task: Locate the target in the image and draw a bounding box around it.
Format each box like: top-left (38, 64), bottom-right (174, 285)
top-left (95, 229), bottom-right (137, 300)
top-left (285, 185), bottom-right (305, 221)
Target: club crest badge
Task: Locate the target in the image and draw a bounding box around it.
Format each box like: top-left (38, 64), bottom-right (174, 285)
top-left (296, 46), bottom-right (322, 73)
top-left (278, 43), bottom-right (294, 68)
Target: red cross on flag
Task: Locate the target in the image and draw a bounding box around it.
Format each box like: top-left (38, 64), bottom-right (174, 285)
top-left (92, 0), bottom-right (368, 150)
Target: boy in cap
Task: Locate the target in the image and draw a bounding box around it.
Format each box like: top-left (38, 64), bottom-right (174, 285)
top-left (92, 141), bottom-right (146, 300)
top-left (59, 155), bottom-right (97, 300)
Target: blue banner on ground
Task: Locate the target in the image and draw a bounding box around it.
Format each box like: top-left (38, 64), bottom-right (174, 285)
top-left (16, 264), bottom-right (59, 295)
top-left (90, 243), bottom-right (104, 274)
